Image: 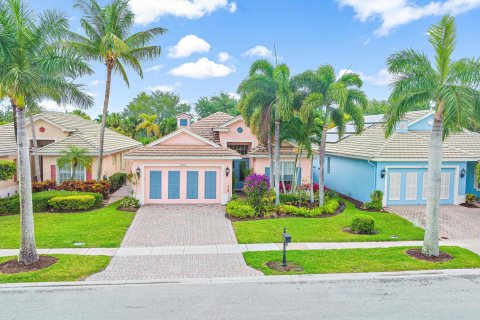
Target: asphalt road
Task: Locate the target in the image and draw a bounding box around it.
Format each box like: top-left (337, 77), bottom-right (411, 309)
top-left (1, 275), bottom-right (480, 320)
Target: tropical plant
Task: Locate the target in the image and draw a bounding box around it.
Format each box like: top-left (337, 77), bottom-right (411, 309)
top-left (294, 65), bottom-right (368, 206)
top-left (136, 113), bottom-right (160, 138)
top-left (195, 92), bottom-right (240, 118)
top-left (0, 160), bottom-right (16, 181)
top-left (0, 0), bottom-right (93, 265)
top-left (125, 91), bottom-right (189, 121)
top-left (238, 59), bottom-right (294, 205)
top-left (71, 109), bottom-right (91, 120)
top-left (384, 15), bottom-right (480, 256)
top-left (70, 0), bottom-right (166, 180)
top-left (57, 146), bottom-right (93, 180)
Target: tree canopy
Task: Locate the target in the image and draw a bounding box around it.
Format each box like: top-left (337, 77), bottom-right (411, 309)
top-left (194, 92), bottom-right (239, 119)
top-left (125, 91), bottom-right (190, 122)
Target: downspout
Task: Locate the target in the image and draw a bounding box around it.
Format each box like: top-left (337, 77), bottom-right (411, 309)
top-left (368, 160), bottom-right (381, 205)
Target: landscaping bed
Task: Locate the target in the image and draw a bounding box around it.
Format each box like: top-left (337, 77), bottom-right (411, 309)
top-left (0, 201), bottom-right (135, 248)
top-left (0, 255), bottom-right (110, 283)
top-left (243, 246), bottom-right (480, 275)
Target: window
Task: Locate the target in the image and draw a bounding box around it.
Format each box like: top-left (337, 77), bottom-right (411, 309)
top-left (327, 157), bottom-right (331, 174)
top-left (179, 119), bottom-right (188, 126)
top-left (389, 172), bottom-right (401, 201)
top-left (237, 127), bottom-right (243, 133)
top-left (227, 144), bottom-right (250, 155)
top-left (405, 172), bottom-right (417, 200)
top-left (281, 161), bottom-right (295, 184)
top-left (441, 172), bottom-right (450, 200)
top-left (58, 163), bottom-right (85, 183)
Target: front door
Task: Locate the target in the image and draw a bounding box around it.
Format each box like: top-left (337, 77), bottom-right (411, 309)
top-left (233, 159), bottom-right (249, 190)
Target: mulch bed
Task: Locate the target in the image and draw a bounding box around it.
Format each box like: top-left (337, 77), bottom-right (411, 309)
top-left (405, 249), bottom-right (453, 262)
top-left (266, 261), bottom-right (304, 272)
top-left (226, 201), bottom-right (346, 221)
top-left (0, 256), bottom-right (58, 274)
top-left (343, 227), bottom-right (379, 235)
top-left (460, 203), bottom-right (480, 208)
top-left (117, 206), bottom-right (139, 213)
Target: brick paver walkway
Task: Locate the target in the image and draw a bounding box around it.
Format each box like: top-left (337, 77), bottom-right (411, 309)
top-left (121, 204), bottom-right (237, 247)
top-left (389, 205), bottom-right (480, 239)
top-left (106, 184), bottom-right (132, 204)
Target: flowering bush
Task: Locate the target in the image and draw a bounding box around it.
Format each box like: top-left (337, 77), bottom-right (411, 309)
top-left (279, 182), bottom-right (291, 193)
top-left (243, 173), bottom-right (270, 213)
top-left (32, 180), bottom-right (56, 192)
top-left (58, 180), bottom-right (110, 197)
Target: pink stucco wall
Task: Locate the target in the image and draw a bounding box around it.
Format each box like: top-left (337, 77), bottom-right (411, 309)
top-left (251, 157), bottom-right (313, 185)
top-left (28, 119), bottom-right (69, 142)
top-left (0, 155), bottom-right (18, 198)
top-left (130, 159), bottom-right (233, 204)
top-left (218, 119), bottom-right (258, 149)
top-left (160, 131), bottom-right (210, 145)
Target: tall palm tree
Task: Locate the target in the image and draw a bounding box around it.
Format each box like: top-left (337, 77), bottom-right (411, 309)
top-left (57, 146), bottom-right (93, 180)
top-left (0, 0), bottom-right (93, 265)
top-left (136, 114), bottom-right (160, 138)
top-left (70, 0), bottom-right (166, 180)
top-left (238, 59), bottom-right (294, 205)
top-left (385, 15), bottom-right (480, 257)
top-left (294, 66), bottom-right (367, 205)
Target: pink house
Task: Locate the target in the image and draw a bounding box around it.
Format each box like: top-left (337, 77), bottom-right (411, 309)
top-left (125, 112), bottom-right (314, 204)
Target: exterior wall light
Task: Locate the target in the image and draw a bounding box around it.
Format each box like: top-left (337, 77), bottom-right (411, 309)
top-left (380, 169), bottom-right (386, 179)
top-left (136, 167), bottom-right (141, 178)
top-left (226, 166), bottom-right (230, 177)
top-left (460, 168), bottom-right (466, 178)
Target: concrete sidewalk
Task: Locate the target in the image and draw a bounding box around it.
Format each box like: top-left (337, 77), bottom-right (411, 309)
top-left (3, 239), bottom-right (476, 257)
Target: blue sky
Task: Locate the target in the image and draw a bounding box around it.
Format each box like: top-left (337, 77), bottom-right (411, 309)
top-left (29, 0), bottom-right (480, 117)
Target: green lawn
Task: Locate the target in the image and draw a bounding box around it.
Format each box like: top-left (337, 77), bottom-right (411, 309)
top-left (0, 254), bottom-right (110, 283)
top-left (243, 246), bottom-right (480, 275)
top-left (233, 201), bottom-right (424, 243)
top-left (0, 203), bottom-right (135, 248)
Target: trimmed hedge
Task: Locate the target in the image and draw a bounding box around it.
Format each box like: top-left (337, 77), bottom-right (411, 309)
top-left (108, 173), bottom-right (127, 192)
top-left (48, 195), bottom-right (96, 211)
top-left (32, 180), bottom-right (56, 192)
top-left (0, 190), bottom-right (103, 214)
top-left (226, 200), bottom-right (256, 218)
top-left (278, 198), bottom-right (339, 217)
top-left (0, 160), bottom-right (16, 181)
top-left (351, 214), bottom-right (375, 234)
top-left (58, 180), bottom-right (109, 197)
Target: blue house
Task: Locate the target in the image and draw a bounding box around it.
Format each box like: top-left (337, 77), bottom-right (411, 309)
top-left (320, 110), bottom-right (480, 206)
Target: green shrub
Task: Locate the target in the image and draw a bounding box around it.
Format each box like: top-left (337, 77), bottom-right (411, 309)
top-left (278, 199), bottom-right (339, 217)
top-left (32, 180), bottom-right (56, 192)
top-left (0, 160), bottom-right (16, 181)
top-left (351, 214), bottom-right (375, 234)
top-left (362, 190), bottom-right (383, 211)
top-left (466, 193), bottom-right (477, 205)
top-left (280, 193), bottom-right (299, 204)
top-left (0, 190), bottom-right (103, 214)
top-left (226, 200), bottom-right (256, 218)
top-left (108, 173), bottom-right (127, 192)
top-left (119, 196), bottom-right (140, 210)
top-left (58, 180), bottom-right (110, 197)
top-left (48, 195), bottom-right (96, 211)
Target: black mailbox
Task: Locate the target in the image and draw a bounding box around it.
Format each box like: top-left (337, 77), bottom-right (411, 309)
top-left (283, 228), bottom-right (291, 244)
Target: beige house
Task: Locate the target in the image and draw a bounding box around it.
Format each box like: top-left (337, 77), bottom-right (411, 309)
top-left (0, 111), bottom-right (141, 198)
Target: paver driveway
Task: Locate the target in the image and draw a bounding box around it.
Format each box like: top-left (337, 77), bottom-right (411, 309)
top-left (88, 204), bottom-right (261, 280)
top-left (389, 205), bottom-right (480, 239)
top-left (121, 204), bottom-right (238, 247)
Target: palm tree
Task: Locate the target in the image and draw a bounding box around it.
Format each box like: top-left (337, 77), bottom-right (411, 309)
top-left (136, 114), bottom-right (160, 138)
top-left (71, 109), bottom-right (91, 120)
top-left (238, 59), bottom-right (294, 205)
top-left (294, 65), bottom-right (367, 205)
top-left (70, 0), bottom-right (166, 180)
top-left (385, 15), bottom-right (480, 257)
top-left (0, 0), bottom-right (93, 265)
top-left (57, 146), bottom-right (93, 180)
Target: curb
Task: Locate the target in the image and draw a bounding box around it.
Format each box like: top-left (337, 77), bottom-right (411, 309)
top-left (1, 268), bottom-right (480, 290)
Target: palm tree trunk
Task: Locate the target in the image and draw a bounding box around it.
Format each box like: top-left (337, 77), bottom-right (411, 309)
top-left (310, 156), bottom-right (314, 203)
top-left (15, 105), bottom-right (38, 265)
top-left (96, 64), bottom-right (113, 181)
top-left (422, 108), bottom-right (443, 257)
top-left (274, 119), bottom-right (281, 205)
top-left (71, 162), bottom-right (77, 181)
top-left (12, 104), bottom-right (17, 141)
top-left (29, 113), bottom-right (42, 182)
top-left (268, 131), bottom-right (274, 188)
top-left (318, 121), bottom-right (329, 206)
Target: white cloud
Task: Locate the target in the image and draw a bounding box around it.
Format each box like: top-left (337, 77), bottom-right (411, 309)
top-left (129, 0), bottom-right (237, 24)
top-left (169, 57), bottom-right (235, 79)
top-left (39, 100), bottom-right (75, 112)
top-left (145, 64), bottom-right (164, 72)
top-left (227, 92), bottom-right (240, 100)
top-left (88, 80), bottom-right (103, 86)
top-left (243, 45), bottom-right (273, 58)
top-left (337, 68), bottom-right (393, 86)
top-left (337, 0), bottom-right (480, 36)
top-left (218, 52), bottom-right (231, 62)
top-left (147, 84), bottom-right (176, 92)
top-left (86, 91), bottom-right (96, 97)
top-left (168, 35), bottom-right (211, 58)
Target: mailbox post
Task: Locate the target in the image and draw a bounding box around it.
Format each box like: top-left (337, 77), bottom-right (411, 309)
top-left (282, 227), bottom-right (291, 267)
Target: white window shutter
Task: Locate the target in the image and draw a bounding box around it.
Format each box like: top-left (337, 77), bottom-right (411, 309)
top-left (389, 172), bottom-right (401, 201)
top-left (422, 172), bottom-right (429, 200)
top-left (406, 172), bottom-right (417, 200)
top-left (440, 172), bottom-right (450, 200)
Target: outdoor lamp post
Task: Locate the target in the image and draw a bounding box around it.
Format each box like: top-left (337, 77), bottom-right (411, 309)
top-left (226, 166), bottom-right (230, 177)
top-left (136, 167), bottom-right (141, 178)
top-left (282, 227), bottom-right (292, 267)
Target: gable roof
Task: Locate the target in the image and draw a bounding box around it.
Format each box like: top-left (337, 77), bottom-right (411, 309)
top-left (124, 145), bottom-right (241, 159)
top-left (189, 112), bottom-right (234, 144)
top-left (147, 128), bottom-right (220, 148)
top-left (0, 111), bottom-right (141, 156)
top-left (326, 111), bottom-right (480, 161)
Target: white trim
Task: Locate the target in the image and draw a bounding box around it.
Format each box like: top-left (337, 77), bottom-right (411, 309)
top-left (473, 163), bottom-right (480, 191)
top-left (440, 172), bottom-right (450, 200)
top-left (407, 111), bottom-right (435, 127)
top-left (214, 116), bottom-right (243, 129)
top-left (56, 164), bottom-right (87, 184)
top-left (405, 172), bottom-right (417, 200)
top-left (124, 155), bottom-right (241, 160)
top-left (147, 128), bottom-right (220, 148)
top-left (29, 116), bottom-right (74, 132)
top-left (372, 158), bottom-right (479, 162)
top-left (381, 165), bottom-right (460, 205)
top-left (388, 172), bottom-right (401, 201)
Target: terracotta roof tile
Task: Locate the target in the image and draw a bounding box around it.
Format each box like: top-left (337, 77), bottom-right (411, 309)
top-left (125, 145), bottom-right (241, 158)
top-left (189, 112), bottom-right (234, 144)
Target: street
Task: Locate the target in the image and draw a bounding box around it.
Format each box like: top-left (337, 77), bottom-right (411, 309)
top-left (1, 274), bottom-right (480, 319)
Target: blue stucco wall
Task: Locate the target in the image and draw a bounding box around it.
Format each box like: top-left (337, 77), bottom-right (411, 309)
top-left (466, 161), bottom-right (480, 197)
top-left (320, 155), bottom-right (376, 202)
top-left (408, 114), bottom-right (433, 131)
